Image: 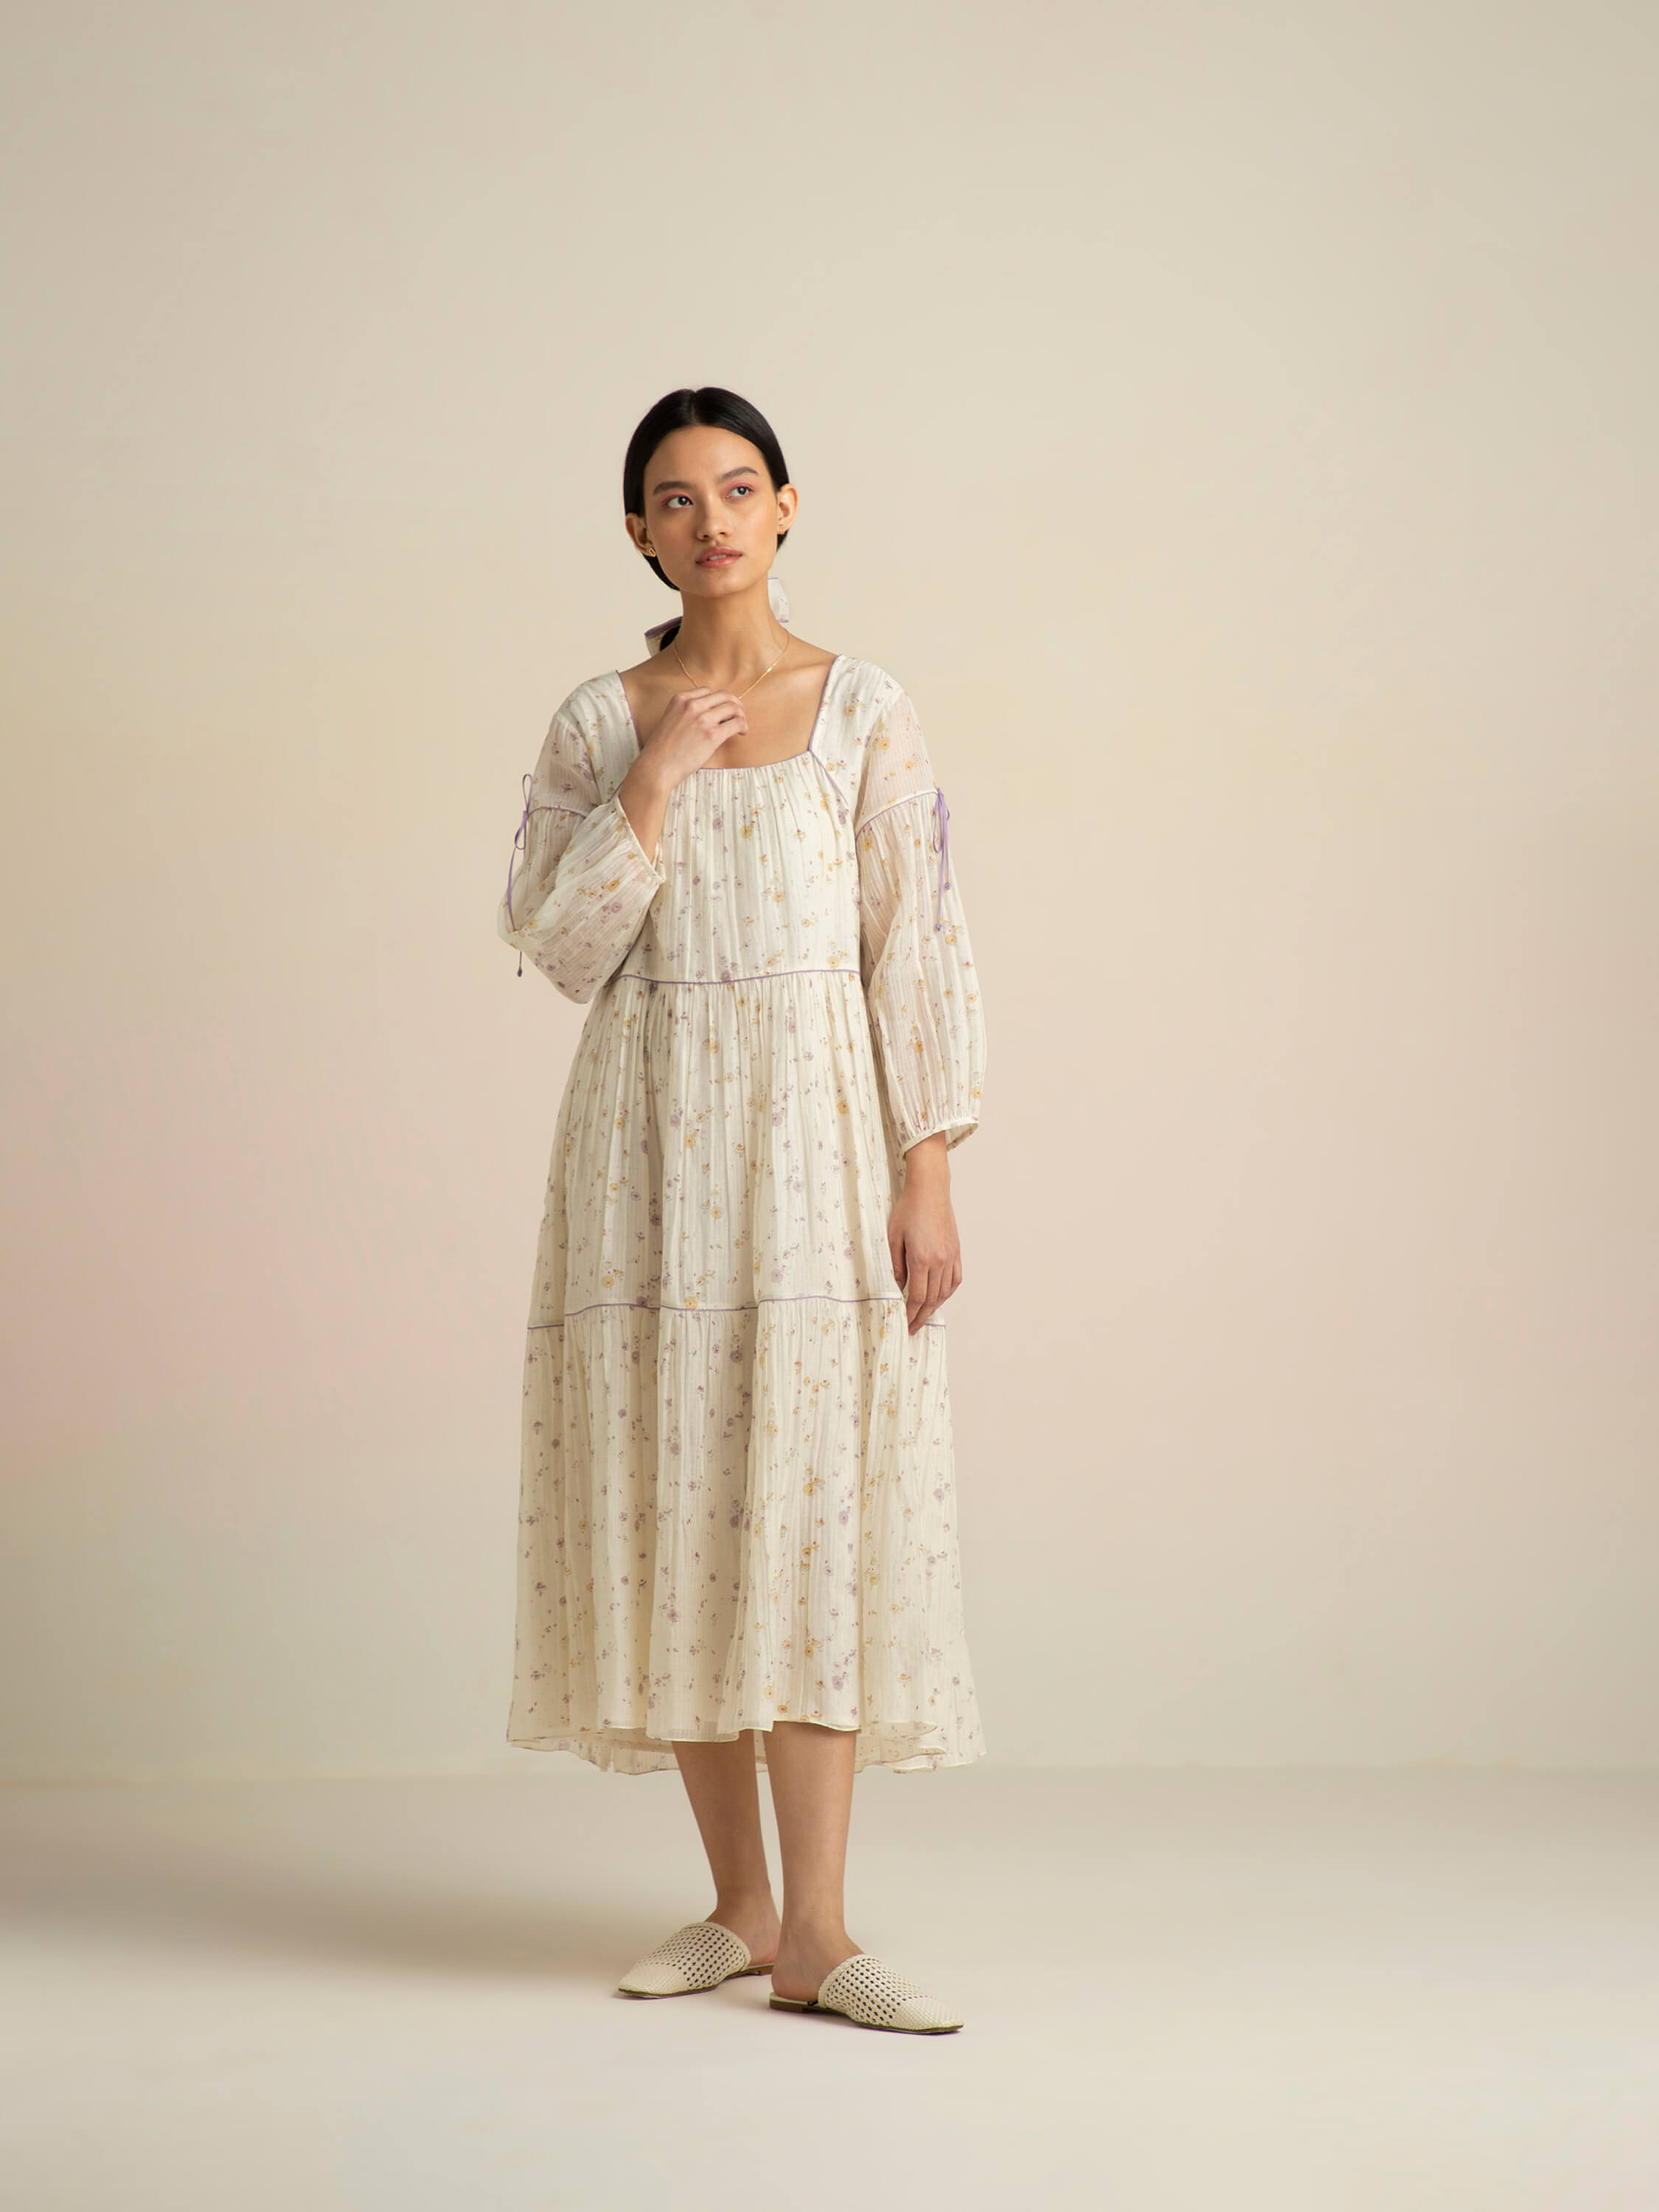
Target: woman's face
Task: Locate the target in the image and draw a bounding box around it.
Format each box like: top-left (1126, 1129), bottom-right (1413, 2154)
top-left (627, 422), bottom-right (798, 601)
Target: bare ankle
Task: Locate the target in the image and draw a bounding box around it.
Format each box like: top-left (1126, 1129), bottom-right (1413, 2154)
top-left (712, 1890), bottom-right (779, 1925)
top-left (778, 1917), bottom-right (852, 1952)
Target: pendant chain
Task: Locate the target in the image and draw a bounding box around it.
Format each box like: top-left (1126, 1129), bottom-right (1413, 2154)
top-left (670, 625), bottom-right (792, 700)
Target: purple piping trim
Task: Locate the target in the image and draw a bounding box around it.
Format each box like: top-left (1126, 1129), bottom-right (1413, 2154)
top-left (614, 966), bottom-right (860, 986)
top-left (855, 785), bottom-right (953, 931)
top-left (529, 1292), bottom-right (944, 1329)
top-left (856, 790), bottom-right (923, 832)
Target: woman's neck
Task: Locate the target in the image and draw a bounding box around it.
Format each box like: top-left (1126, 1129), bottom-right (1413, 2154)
top-left (667, 582), bottom-right (788, 685)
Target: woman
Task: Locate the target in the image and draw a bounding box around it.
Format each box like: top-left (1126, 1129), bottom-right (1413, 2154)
top-left (498, 386), bottom-right (988, 2035)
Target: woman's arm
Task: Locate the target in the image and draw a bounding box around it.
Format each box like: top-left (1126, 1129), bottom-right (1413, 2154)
top-left (886, 1130), bottom-right (959, 1335)
top-left (498, 705), bottom-right (667, 1003)
top-left (855, 684), bottom-right (987, 1332)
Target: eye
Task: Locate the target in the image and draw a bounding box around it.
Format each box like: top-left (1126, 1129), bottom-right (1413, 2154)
top-left (730, 484), bottom-right (753, 496)
top-left (664, 494), bottom-right (690, 509)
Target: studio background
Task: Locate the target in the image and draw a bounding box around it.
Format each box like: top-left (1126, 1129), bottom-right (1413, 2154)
top-left (4, 0), bottom-right (1655, 1783)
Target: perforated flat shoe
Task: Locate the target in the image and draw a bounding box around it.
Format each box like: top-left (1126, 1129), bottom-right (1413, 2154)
top-left (616, 1919), bottom-right (771, 1997)
top-left (768, 1950), bottom-right (964, 2033)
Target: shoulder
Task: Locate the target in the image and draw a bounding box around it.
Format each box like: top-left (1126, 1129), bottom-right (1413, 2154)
top-left (835, 656), bottom-right (906, 710)
top-left (554, 672), bottom-right (622, 727)
top-left (537, 672), bottom-right (624, 760)
top-left (823, 658), bottom-right (911, 754)
top-left (801, 658), bottom-right (917, 822)
top-left (521, 674), bottom-right (623, 803)
top-left (836, 661), bottom-right (928, 759)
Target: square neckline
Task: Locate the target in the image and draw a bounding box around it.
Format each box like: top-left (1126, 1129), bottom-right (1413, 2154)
top-left (611, 653), bottom-right (846, 773)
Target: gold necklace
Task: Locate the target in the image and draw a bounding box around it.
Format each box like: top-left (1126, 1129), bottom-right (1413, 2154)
top-left (670, 624), bottom-right (792, 700)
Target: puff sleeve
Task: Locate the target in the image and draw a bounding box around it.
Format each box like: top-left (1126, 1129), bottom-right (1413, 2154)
top-left (498, 700), bottom-right (666, 1003)
top-left (855, 681), bottom-right (987, 1155)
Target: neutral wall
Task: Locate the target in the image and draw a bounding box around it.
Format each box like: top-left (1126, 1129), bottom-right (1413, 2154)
top-left (3, 0), bottom-right (1655, 1779)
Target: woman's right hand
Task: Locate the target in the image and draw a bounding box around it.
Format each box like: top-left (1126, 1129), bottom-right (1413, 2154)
top-left (636, 686), bottom-right (748, 787)
top-left (616, 687), bottom-right (747, 867)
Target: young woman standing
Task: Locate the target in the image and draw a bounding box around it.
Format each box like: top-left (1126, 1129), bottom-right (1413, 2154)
top-left (498, 387), bottom-right (988, 2034)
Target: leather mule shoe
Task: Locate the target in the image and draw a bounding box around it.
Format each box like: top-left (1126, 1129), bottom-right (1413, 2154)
top-left (768, 1950), bottom-right (964, 2033)
top-left (616, 1919), bottom-right (770, 1997)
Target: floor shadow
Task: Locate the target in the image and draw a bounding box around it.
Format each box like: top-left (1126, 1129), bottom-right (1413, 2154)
top-left (0, 1810), bottom-right (679, 1986)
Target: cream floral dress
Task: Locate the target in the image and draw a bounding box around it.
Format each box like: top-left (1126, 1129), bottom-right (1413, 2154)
top-left (497, 647), bottom-right (988, 1774)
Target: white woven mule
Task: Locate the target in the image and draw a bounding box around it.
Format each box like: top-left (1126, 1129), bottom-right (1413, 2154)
top-left (768, 1951), bottom-right (964, 2034)
top-left (616, 1919), bottom-right (771, 1998)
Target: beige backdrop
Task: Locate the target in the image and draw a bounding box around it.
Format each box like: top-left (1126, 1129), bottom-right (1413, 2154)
top-left (4, 1), bottom-right (1655, 1780)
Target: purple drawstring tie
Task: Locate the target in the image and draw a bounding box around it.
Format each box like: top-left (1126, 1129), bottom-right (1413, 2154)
top-left (928, 787), bottom-right (953, 932)
top-left (506, 772), bottom-right (535, 928)
top-left (507, 771), bottom-right (535, 975)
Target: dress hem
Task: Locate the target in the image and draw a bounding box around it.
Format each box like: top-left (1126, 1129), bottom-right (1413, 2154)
top-left (506, 1716), bottom-right (988, 1778)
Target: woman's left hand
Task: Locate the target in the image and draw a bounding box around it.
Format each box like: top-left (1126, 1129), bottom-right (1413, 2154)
top-left (888, 1135), bottom-right (962, 1335)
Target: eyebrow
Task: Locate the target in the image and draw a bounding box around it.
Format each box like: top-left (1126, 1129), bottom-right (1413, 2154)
top-left (648, 465), bottom-right (762, 495)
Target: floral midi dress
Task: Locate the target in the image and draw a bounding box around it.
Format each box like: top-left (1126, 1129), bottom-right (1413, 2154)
top-left (497, 651), bottom-right (988, 1774)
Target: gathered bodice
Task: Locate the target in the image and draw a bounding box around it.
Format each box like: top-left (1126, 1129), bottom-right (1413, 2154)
top-left (499, 650), bottom-right (981, 1158)
top-left (622, 745), bottom-right (862, 985)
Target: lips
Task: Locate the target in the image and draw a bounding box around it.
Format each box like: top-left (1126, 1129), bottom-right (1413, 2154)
top-left (698, 550), bottom-right (741, 566)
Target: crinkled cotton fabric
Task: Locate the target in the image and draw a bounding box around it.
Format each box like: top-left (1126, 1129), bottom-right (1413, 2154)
top-left (497, 653), bottom-right (988, 1774)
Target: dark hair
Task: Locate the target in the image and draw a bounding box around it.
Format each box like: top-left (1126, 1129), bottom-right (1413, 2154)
top-left (622, 386), bottom-right (790, 650)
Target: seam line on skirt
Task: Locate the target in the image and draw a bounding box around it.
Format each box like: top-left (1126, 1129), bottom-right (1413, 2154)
top-left (529, 1294), bottom-right (944, 1329)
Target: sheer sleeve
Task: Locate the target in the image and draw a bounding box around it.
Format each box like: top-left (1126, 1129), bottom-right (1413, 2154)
top-left (855, 682), bottom-right (987, 1155)
top-left (497, 700), bottom-right (666, 1003)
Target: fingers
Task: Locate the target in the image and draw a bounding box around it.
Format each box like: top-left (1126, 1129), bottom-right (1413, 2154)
top-left (888, 1222), bottom-right (905, 1290)
top-left (888, 1201), bottom-right (963, 1335)
top-left (901, 1251), bottom-right (962, 1334)
top-left (690, 691), bottom-right (746, 740)
top-left (891, 1227), bottom-right (929, 1328)
top-left (669, 686), bottom-right (747, 729)
top-left (906, 1262), bottom-right (942, 1332)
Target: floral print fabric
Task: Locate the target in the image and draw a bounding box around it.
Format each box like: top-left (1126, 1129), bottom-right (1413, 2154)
top-left (497, 654), bottom-right (987, 1773)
